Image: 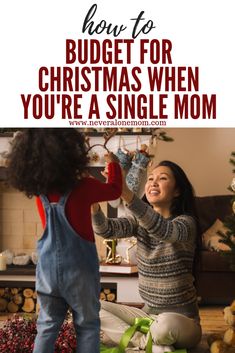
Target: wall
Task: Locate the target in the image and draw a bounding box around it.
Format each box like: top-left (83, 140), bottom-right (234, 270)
top-left (0, 128), bottom-right (234, 254)
top-left (0, 184), bottom-right (42, 254)
top-left (151, 128), bottom-right (235, 196)
top-left (88, 129), bottom-right (235, 197)
top-left (0, 183), bottom-right (108, 256)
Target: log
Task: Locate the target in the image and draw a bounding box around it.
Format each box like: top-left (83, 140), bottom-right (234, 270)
top-left (7, 301), bottom-right (19, 313)
top-left (0, 298), bottom-right (8, 311)
top-left (10, 288), bottom-right (19, 295)
top-left (0, 288), bottom-right (5, 297)
top-left (103, 288), bottom-right (111, 295)
top-left (106, 293), bottom-right (116, 302)
top-left (13, 294), bottom-right (23, 305)
top-left (23, 288), bottom-right (34, 298)
top-left (22, 298), bottom-right (35, 313)
top-left (100, 292), bottom-right (106, 301)
top-left (3, 288), bottom-right (11, 299)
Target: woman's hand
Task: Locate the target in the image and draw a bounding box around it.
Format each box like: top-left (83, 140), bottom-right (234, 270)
top-left (121, 169), bottom-right (134, 205)
top-left (104, 152), bottom-right (119, 164)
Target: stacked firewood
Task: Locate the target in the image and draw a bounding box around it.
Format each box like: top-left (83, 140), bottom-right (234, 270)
top-left (0, 287), bottom-right (37, 313)
top-left (99, 288), bottom-right (116, 302)
top-left (0, 286), bottom-right (116, 312)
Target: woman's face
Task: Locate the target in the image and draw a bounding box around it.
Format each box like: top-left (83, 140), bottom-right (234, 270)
top-left (145, 166), bottom-right (179, 209)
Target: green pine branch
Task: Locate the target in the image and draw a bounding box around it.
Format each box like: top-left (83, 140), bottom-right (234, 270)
top-left (157, 131), bottom-right (174, 142)
top-left (230, 152), bottom-right (235, 172)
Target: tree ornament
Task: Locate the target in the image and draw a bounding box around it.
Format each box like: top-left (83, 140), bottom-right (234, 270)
top-left (126, 149), bottom-right (151, 194)
top-left (90, 151), bottom-right (100, 163)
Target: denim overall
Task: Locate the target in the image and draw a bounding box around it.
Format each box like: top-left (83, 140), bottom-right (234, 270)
top-left (33, 194), bottom-right (100, 353)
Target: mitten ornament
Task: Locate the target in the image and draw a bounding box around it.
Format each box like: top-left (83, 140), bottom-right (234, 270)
top-left (115, 147), bottom-right (132, 170)
top-left (126, 149), bottom-right (151, 194)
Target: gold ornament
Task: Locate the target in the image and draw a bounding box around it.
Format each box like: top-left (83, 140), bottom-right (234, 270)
top-left (90, 151), bottom-right (100, 162)
top-left (103, 239), bottom-right (122, 264)
top-left (124, 239), bottom-right (137, 264)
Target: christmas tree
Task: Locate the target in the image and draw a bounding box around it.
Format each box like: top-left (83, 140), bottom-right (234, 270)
top-left (218, 152), bottom-right (235, 271)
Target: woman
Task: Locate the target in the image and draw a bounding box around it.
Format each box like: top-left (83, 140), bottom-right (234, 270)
top-left (92, 160), bottom-right (202, 351)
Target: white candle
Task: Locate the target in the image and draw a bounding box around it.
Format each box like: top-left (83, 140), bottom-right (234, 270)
top-left (0, 253), bottom-right (7, 271)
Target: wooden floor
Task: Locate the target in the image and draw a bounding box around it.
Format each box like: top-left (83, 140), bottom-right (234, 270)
top-left (199, 306), bottom-right (228, 334)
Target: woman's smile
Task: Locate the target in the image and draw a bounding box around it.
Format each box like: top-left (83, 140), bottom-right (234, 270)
top-left (145, 165), bottom-right (179, 216)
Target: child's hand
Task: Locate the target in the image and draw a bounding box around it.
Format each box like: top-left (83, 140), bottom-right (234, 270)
top-left (104, 152), bottom-right (119, 164)
top-left (101, 167), bottom-right (108, 179)
top-left (121, 169), bottom-right (134, 204)
top-left (102, 152), bottom-right (119, 179)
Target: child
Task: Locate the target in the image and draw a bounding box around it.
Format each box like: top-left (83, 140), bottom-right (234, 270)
top-left (7, 128), bottom-right (122, 353)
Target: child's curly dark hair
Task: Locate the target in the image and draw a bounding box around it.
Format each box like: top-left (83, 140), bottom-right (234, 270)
top-left (7, 128), bottom-right (89, 197)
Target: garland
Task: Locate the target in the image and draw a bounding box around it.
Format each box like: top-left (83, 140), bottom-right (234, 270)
top-left (0, 316), bottom-right (76, 352)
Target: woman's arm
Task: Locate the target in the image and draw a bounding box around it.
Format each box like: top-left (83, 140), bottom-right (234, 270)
top-left (125, 194), bottom-right (197, 243)
top-left (91, 204), bottom-right (138, 239)
top-left (121, 171), bottom-right (134, 204)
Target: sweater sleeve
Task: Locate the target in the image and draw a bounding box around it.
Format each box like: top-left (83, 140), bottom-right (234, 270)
top-left (126, 195), bottom-right (197, 243)
top-left (36, 196), bottom-right (46, 228)
top-left (92, 207), bottom-right (138, 239)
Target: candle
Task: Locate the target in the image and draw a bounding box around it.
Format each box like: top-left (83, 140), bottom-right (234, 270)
top-left (0, 253), bottom-right (7, 271)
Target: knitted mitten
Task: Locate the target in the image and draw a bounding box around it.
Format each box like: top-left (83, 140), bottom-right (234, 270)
top-left (126, 150), bottom-right (150, 194)
top-left (115, 147), bottom-right (132, 170)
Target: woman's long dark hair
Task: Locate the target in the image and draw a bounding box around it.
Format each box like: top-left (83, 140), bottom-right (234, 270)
top-left (158, 160), bottom-right (197, 218)
top-left (143, 160), bottom-right (202, 285)
top-left (142, 160), bottom-right (197, 217)
top-left (7, 128), bottom-right (89, 197)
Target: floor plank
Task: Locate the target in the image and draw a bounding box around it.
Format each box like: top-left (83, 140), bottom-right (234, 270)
top-left (199, 306), bottom-right (228, 333)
